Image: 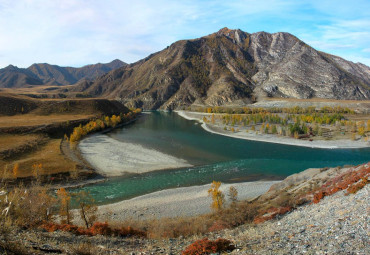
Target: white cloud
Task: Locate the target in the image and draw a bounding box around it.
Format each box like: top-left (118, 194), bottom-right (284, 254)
top-left (0, 0), bottom-right (369, 68)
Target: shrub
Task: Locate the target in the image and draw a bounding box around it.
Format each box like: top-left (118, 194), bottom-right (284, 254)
top-left (311, 164), bottom-right (369, 203)
top-left (74, 191), bottom-right (97, 228)
top-left (346, 177), bottom-right (369, 194)
top-left (228, 186), bottom-right (238, 204)
top-left (0, 185), bottom-right (56, 228)
top-left (182, 238), bottom-right (234, 255)
top-left (42, 222), bottom-right (146, 238)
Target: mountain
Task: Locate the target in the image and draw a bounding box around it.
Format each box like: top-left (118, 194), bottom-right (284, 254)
top-left (77, 28), bottom-right (370, 110)
top-left (0, 65), bottom-right (43, 88)
top-left (0, 59), bottom-right (126, 88)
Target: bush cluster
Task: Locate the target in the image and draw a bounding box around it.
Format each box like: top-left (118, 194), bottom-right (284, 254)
top-left (69, 109), bottom-right (141, 142)
top-left (42, 221), bottom-right (146, 238)
top-left (312, 164), bottom-right (369, 204)
top-left (182, 238), bottom-right (234, 255)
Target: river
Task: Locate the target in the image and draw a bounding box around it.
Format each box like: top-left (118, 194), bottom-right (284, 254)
top-left (73, 111), bottom-right (370, 205)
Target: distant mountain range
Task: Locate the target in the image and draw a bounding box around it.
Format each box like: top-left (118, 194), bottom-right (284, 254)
top-left (0, 59), bottom-right (126, 88)
top-left (2, 28), bottom-right (370, 109)
top-left (72, 28), bottom-right (370, 109)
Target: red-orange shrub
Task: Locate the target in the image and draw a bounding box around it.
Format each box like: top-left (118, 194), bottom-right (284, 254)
top-left (182, 238), bottom-right (234, 255)
top-left (311, 164), bottom-right (369, 203)
top-left (41, 222), bottom-right (146, 238)
top-left (346, 177), bottom-right (369, 194)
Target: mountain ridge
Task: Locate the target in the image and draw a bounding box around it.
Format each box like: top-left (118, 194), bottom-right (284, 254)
top-left (0, 59), bottom-right (126, 88)
top-left (74, 28), bottom-right (370, 110)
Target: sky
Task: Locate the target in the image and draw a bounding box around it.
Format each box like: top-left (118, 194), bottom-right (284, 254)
top-left (0, 0), bottom-right (369, 68)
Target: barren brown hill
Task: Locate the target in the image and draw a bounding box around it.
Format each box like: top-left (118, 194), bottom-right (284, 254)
top-left (76, 28), bottom-right (370, 110)
top-left (0, 93), bottom-right (129, 116)
top-left (0, 93), bottom-right (131, 179)
top-left (0, 65), bottom-right (43, 88)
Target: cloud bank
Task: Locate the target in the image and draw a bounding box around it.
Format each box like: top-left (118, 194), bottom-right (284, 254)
top-left (0, 0), bottom-right (369, 68)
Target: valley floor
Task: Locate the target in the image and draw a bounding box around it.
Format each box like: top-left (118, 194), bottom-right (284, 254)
top-left (176, 111), bottom-right (370, 149)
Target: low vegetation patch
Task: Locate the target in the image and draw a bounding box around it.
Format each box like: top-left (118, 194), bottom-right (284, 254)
top-left (42, 222), bottom-right (146, 238)
top-left (69, 109), bottom-right (141, 142)
top-left (182, 238), bottom-right (235, 255)
top-left (193, 106), bottom-right (369, 141)
top-left (312, 164), bottom-right (370, 203)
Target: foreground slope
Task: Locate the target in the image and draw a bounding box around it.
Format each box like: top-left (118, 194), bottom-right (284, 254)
top-left (0, 164), bottom-right (368, 254)
top-left (80, 28), bottom-right (370, 109)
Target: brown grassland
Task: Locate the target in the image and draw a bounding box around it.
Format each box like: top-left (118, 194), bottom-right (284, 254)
top-left (0, 92), bottom-right (129, 181)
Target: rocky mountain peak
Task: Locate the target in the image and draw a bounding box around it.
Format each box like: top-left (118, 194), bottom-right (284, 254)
top-left (76, 28), bottom-right (370, 110)
top-left (2, 64), bottom-right (19, 71)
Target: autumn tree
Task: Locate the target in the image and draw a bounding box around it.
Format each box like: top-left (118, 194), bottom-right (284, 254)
top-left (208, 181), bottom-right (225, 211)
top-left (32, 163), bottom-right (43, 179)
top-left (228, 186), bottom-right (238, 204)
top-left (358, 126), bottom-right (365, 136)
top-left (74, 191), bottom-right (97, 228)
top-left (12, 163), bottom-right (19, 178)
top-left (57, 188), bottom-right (73, 224)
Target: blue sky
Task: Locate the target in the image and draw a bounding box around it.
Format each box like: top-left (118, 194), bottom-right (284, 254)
top-left (0, 0), bottom-right (369, 68)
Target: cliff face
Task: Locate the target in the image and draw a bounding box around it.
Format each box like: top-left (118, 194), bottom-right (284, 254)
top-left (0, 59), bottom-right (126, 87)
top-left (80, 28), bottom-right (370, 110)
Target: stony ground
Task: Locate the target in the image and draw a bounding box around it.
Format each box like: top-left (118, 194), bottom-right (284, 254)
top-left (224, 184), bottom-right (369, 254)
top-left (2, 183), bottom-right (368, 255)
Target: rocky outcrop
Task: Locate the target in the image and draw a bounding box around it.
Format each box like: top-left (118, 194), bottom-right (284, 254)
top-left (79, 28), bottom-right (370, 110)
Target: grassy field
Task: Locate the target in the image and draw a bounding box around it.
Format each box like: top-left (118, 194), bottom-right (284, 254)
top-left (1, 139), bottom-right (77, 179)
top-left (0, 92), bottom-right (130, 181)
top-left (0, 114), bottom-right (94, 128)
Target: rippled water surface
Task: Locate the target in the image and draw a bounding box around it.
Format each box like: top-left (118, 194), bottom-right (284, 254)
top-left (73, 112), bottom-right (370, 204)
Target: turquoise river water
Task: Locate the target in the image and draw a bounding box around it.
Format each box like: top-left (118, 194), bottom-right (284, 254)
top-left (72, 112), bottom-right (370, 205)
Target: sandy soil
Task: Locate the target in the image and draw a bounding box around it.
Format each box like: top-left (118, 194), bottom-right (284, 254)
top-left (176, 111), bottom-right (370, 149)
top-left (97, 181), bottom-right (279, 220)
top-left (78, 134), bottom-right (192, 176)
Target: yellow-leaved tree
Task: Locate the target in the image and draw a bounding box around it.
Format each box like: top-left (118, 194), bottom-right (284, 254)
top-left (57, 188), bottom-right (73, 224)
top-left (12, 163), bottom-right (19, 178)
top-left (208, 181), bottom-right (225, 211)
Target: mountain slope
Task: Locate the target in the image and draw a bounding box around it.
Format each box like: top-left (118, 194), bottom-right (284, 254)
top-left (0, 65), bottom-right (43, 88)
top-left (80, 28), bottom-right (370, 110)
top-left (0, 59), bottom-right (126, 87)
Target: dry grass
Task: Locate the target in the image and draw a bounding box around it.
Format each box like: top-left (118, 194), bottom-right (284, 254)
top-left (0, 114), bottom-right (93, 128)
top-left (1, 138), bottom-right (76, 178)
top-left (0, 134), bottom-right (43, 151)
top-left (70, 242), bottom-right (98, 255)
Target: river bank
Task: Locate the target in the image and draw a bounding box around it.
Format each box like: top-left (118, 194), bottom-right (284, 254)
top-left (95, 180), bottom-right (279, 221)
top-left (176, 111), bottom-right (370, 149)
top-left (78, 134), bottom-right (192, 177)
